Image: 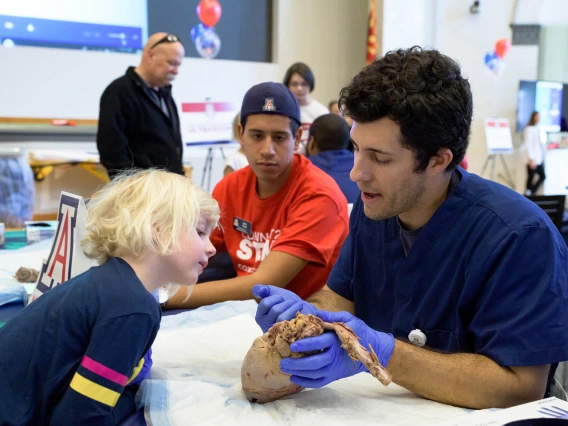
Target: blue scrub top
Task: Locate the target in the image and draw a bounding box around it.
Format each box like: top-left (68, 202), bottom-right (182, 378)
top-left (328, 168), bottom-right (568, 367)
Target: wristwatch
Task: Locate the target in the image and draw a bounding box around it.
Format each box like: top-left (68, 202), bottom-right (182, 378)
top-left (157, 286), bottom-right (169, 308)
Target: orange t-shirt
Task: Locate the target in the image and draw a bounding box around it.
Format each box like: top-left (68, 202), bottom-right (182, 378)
top-left (211, 154), bottom-right (349, 299)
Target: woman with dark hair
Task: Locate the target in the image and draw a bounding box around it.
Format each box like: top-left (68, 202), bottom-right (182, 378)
top-left (524, 111), bottom-right (546, 195)
top-left (283, 62), bottom-right (328, 154)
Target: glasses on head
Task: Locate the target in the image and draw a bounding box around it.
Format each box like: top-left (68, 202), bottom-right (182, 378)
top-left (150, 34), bottom-right (182, 49)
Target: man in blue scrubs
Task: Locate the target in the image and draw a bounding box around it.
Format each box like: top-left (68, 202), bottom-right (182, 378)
top-left (252, 47), bottom-right (568, 409)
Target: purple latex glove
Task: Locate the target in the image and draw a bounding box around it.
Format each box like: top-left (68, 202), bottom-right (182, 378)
top-left (129, 348), bottom-right (153, 386)
top-left (252, 284), bottom-right (317, 333)
top-left (280, 310), bottom-right (395, 388)
top-left (130, 289), bottom-right (159, 386)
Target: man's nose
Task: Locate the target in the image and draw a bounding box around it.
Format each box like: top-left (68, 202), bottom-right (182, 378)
top-left (260, 138), bottom-right (276, 155)
top-left (350, 153), bottom-right (371, 183)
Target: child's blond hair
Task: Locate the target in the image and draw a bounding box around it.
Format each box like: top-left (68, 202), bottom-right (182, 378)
top-left (81, 169), bottom-right (219, 264)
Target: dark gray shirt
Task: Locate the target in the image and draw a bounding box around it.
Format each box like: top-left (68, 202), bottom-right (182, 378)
top-left (398, 171), bottom-right (460, 256)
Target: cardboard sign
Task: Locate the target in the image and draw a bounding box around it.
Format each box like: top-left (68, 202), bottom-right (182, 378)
top-left (31, 192), bottom-right (94, 302)
top-left (484, 118), bottom-right (513, 154)
top-left (180, 101), bottom-right (237, 145)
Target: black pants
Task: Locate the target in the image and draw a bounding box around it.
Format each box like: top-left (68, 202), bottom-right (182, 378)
top-left (526, 163), bottom-right (546, 194)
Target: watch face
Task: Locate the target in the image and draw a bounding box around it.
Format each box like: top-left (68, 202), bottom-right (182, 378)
top-left (157, 287), bottom-right (169, 305)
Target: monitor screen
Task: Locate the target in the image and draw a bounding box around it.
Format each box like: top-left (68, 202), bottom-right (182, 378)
top-left (517, 80), bottom-right (566, 133)
top-left (0, 0), bottom-right (273, 62)
top-left (0, 0), bottom-right (147, 53)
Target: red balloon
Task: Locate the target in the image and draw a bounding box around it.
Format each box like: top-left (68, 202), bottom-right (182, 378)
top-left (197, 0), bottom-right (222, 28)
top-left (494, 38), bottom-right (511, 58)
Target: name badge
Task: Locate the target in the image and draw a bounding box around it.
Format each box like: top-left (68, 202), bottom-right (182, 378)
top-left (233, 217), bottom-right (252, 234)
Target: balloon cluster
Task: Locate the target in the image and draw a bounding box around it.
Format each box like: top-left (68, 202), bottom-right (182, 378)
top-left (190, 0), bottom-right (222, 59)
top-left (484, 38), bottom-right (510, 78)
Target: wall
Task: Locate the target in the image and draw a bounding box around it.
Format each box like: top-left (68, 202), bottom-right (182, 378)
top-left (275, 0), bottom-right (368, 107)
top-left (539, 26), bottom-right (568, 83)
top-left (380, 0), bottom-right (435, 54)
top-left (375, 0), bottom-right (538, 192)
top-left (0, 47), bottom-right (278, 119)
top-left (434, 0), bottom-right (538, 191)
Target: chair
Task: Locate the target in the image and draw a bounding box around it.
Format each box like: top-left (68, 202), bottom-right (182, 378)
top-left (526, 195), bottom-right (566, 231)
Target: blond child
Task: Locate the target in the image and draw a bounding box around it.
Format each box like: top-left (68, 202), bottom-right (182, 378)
top-left (0, 170), bottom-right (218, 425)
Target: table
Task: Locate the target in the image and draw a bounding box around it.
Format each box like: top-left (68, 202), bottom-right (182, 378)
top-left (1, 241), bottom-right (544, 426)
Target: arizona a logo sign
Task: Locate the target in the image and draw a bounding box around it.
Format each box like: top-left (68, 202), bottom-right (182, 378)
top-left (262, 98), bottom-right (275, 111)
top-left (31, 192), bottom-right (93, 302)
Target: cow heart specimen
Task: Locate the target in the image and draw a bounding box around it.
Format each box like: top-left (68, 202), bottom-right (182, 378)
top-left (241, 313), bottom-right (392, 403)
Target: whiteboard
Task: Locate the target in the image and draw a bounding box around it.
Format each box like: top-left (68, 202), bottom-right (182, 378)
top-left (484, 118), bottom-right (513, 154)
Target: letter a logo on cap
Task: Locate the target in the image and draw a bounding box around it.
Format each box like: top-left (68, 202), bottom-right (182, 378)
top-left (262, 98), bottom-right (275, 111)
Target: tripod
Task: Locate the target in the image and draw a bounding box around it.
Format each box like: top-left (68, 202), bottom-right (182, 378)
top-left (480, 154), bottom-right (516, 190)
top-left (200, 146), bottom-right (226, 191)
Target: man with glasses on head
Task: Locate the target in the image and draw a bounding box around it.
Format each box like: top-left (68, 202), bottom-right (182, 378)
top-left (97, 33), bottom-right (185, 179)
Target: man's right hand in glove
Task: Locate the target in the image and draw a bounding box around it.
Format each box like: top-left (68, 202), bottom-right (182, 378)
top-left (252, 284), bottom-right (317, 333)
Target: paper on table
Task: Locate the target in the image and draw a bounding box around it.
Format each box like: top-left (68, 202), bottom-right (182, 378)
top-left (434, 397), bottom-right (568, 426)
top-left (0, 238), bottom-right (53, 284)
top-left (0, 238), bottom-right (53, 305)
top-left (143, 300), bottom-right (469, 426)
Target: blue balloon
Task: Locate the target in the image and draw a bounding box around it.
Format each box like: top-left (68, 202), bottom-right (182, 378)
top-left (190, 23), bottom-right (208, 43)
top-left (484, 50), bottom-right (499, 71)
top-left (194, 26), bottom-right (221, 59)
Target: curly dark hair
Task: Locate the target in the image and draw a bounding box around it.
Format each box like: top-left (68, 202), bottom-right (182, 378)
top-left (339, 46), bottom-right (472, 171)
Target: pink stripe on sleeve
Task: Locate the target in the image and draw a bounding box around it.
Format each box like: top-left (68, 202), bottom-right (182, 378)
top-left (81, 355), bottom-right (129, 386)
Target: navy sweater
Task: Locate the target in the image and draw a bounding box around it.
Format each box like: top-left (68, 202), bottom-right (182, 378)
top-left (0, 257), bottom-right (161, 426)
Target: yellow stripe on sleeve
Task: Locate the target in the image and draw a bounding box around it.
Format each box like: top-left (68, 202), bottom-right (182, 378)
top-left (70, 373), bottom-right (121, 407)
top-left (127, 357), bottom-right (145, 385)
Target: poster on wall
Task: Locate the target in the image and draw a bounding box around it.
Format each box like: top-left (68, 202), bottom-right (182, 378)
top-left (484, 118), bottom-right (513, 154)
top-left (180, 101), bottom-right (238, 146)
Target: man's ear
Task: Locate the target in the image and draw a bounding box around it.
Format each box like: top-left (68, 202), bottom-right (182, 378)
top-left (427, 148), bottom-right (453, 175)
top-left (237, 123), bottom-right (245, 145)
top-left (294, 127), bottom-right (303, 151)
top-left (307, 136), bottom-right (316, 156)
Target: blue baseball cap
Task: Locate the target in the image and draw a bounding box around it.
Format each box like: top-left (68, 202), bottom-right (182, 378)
top-left (240, 82), bottom-right (301, 126)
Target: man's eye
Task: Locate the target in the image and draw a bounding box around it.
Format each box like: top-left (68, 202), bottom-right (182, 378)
top-left (374, 157), bottom-right (391, 165)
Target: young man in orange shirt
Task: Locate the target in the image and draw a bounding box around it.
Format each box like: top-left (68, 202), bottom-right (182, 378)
top-left (165, 82), bottom-right (349, 309)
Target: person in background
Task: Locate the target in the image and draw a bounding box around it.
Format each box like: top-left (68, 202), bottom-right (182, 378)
top-left (329, 98), bottom-right (354, 134)
top-left (328, 100), bottom-right (340, 115)
top-left (97, 33), bottom-right (185, 180)
top-left (253, 47), bottom-right (568, 409)
top-left (224, 113), bottom-right (249, 176)
top-left (0, 151), bottom-right (34, 228)
top-left (0, 170), bottom-right (219, 425)
top-left (164, 82), bottom-right (349, 310)
top-left (284, 62), bottom-right (328, 154)
top-left (524, 111), bottom-right (546, 195)
top-left (307, 114), bottom-right (359, 203)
